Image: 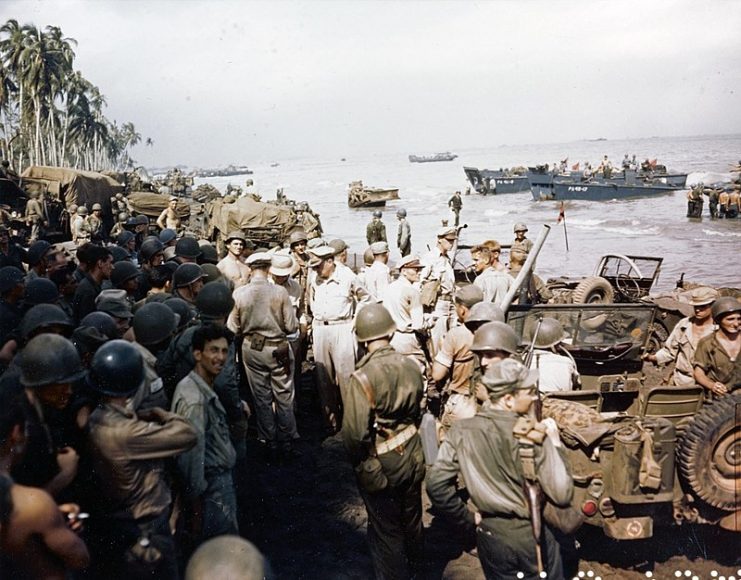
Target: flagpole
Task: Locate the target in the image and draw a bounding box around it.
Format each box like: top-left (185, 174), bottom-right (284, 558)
top-left (558, 201), bottom-right (570, 252)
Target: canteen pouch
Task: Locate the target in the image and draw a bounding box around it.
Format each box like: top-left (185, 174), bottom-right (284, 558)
top-left (249, 334), bottom-right (266, 352)
top-left (420, 279), bottom-right (441, 309)
top-left (543, 500), bottom-right (585, 535)
top-left (355, 457), bottom-right (388, 493)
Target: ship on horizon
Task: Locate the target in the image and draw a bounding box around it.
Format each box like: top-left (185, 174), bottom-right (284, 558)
top-left (408, 151), bottom-right (458, 163)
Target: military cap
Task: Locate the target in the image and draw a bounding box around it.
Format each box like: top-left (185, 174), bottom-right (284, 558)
top-left (455, 284), bottom-right (484, 308)
top-left (270, 254), bottom-right (294, 277)
top-left (481, 358), bottom-right (538, 398)
top-left (513, 223), bottom-right (528, 233)
top-left (225, 230), bottom-right (246, 243)
top-left (77, 206), bottom-right (89, 216)
top-left (96, 289), bottom-right (133, 319)
top-left (397, 255), bottom-right (423, 269)
top-left (308, 245), bottom-right (335, 267)
top-left (288, 230), bottom-right (308, 246)
top-left (246, 252), bottom-right (272, 267)
top-left (0, 266), bottom-right (25, 293)
top-left (328, 239), bottom-right (348, 254)
top-left (307, 237), bottom-right (326, 250)
top-left (370, 241), bottom-right (389, 255)
top-left (688, 287), bottom-right (718, 307)
top-left (436, 226), bottom-right (457, 239)
top-left (169, 196), bottom-right (178, 202)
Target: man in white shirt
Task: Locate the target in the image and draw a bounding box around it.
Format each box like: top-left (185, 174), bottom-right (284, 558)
top-left (364, 241), bottom-right (391, 300)
top-left (525, 318), bottom-right (579, 393)
top-left (472, 243), bottom-right (514, 306)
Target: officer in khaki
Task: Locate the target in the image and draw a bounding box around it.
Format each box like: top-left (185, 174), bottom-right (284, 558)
top-left (228, 253), bottom-right (299, 456)
top-left (342, 304), bottom-right (425, 580)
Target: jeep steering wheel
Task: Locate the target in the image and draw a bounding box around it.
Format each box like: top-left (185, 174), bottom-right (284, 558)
top-left (615, 274), bottom-right (643, 301)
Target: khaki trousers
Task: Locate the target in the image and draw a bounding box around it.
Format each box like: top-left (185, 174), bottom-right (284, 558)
top-left (313, 321), bottom-right (357, 431)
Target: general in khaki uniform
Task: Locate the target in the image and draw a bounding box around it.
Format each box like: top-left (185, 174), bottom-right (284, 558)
top-left (427, 359), bottom-right (574, 580)
top-left (228, 253), bottom-right (299, 453)
top-left (342, 304), bottom-right (425, 580)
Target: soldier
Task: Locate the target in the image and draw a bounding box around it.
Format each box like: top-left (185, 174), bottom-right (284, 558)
top-left (472, 243), bottom-right (514, 306)
top-left (109, 212), bottom-right (129, 239)
top-left (727, 186), bottom-right (740, 218)
top-left (71, 244), bottom-right (113, 323)
top-left (25, 240), bottom-right (54, 282)
top-left (686, 185), bottom-right (704, 218)
top-left (341, 304), bottom-right (425, 580)
top-left (86, 203), bottom-right (104, 241)
top-left (0, 225), bottom-right (24, 270)
top-left (366, 210), bottom-right (387, 245)
top-left (308, 245), bottom-right (371, 432)
top-left (693, 297), bottom-right (741, 396)
top-left (512, 223), bottom-right (534, 257)
top-left (172, 263), bottom-right (205, 306)
top-left (85, 340), bottom-right (197, 580)
top-left (135, 236), bottom-right (166, 300)
top-left (172, 324), bottom-right (239, 541)
top-left (707, 186), bottom-right (720, 218)
top-left (383, 255), bottom-right (427, 373)
top-left (396, 208), bottom-right (411, 257)
top-left (431, 285), bottom-right (484, 430)
top-left (270, 253), bottom-right (306, 390)
top-left (420, 226), bottom-right (457, 357)
top-left (718, 187), bottom-right (729, 218)
top-left (448, 191), bottom-right (463, 226)
top-left (364, 241), bottom-right (391, 300)
top-left (217, 230), bottom-right (251, 289)
top-left (174, 236), bottom-right (202, 265)
top-left (426, 359), bottom-right (573, 580)
top-left (524, 318), bottom-right (580, 393)
top-left (24, 192), bottom-right (46, 241)
top-left (157, 196), bottom-right (182, 231)
top-left (71, 206), bottom-right (89, 245)
top-left (599, 154), bottom-right (613, 178)
top-left (644, 287), bottom-right (718, 387)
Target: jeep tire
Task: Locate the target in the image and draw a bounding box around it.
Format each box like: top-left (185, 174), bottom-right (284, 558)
top-left (677, 391), bottom-right (741, 512)
top-left (572, 276), bottom-right (615, 304)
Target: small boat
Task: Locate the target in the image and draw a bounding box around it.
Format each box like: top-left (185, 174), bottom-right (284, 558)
top-left (195, 165), bottom-right (254, 178)
top-left (348, 180), bottom-right (400, 208)
top-left (408, 152), bottom-right (458, 163)
top-left (531, 172), bottom-right (680, 201)
top-left (463, 166), bottom-right (530, 194)
top-left (270, 162), bottom-right (279, 168)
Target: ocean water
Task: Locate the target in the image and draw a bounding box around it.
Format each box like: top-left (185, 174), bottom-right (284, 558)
top-left (194, 134), bottom-right (741, 290)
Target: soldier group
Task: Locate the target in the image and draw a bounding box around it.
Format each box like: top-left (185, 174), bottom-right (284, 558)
top-left (687, 182), bottom-right (741, 219)
top-left (1, 194), bottom-right (738, 580)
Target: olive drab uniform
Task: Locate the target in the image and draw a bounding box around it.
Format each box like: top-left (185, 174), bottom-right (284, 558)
top-left (342, 345), bottom-right (426, 580)
top-left (397, 217), bottom-right (411, 257)
top-left (366, 218), bottom-right (387, 245)
top-left (24, 196), bottom-right (45, 241)
top-left (448, 193), bottom-right (462, 226)
top-left (86, 212), bottom-right (104, 241)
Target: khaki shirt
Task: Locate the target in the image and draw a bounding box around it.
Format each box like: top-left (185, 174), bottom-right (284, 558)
top-left (420, 247), bottom-right (455, 298)
top-left (383, 277), bottom-right (424, 333)
top-left (217, 253), bottom-right (251, 289)
top-left (228, 277), bottom-right (298, 339)
top-left (310, 265), bottom-right (371, 322)
top-left (364, 261), bottom-right (390, 300)
top-left (694, 331), bottom-right (741, 390)
top-left (434, 325), bottom-right (474, 395)
top-left (474, 267), bottom-right (514, 306)
top-left (511, 238), bottom-right (533, 255)
top-left (87, 403), bottom-right (197, 520)
top-left (655, 317), bottom-right (715, 386)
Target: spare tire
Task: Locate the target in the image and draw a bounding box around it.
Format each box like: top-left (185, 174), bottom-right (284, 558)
top-left (572, 276), bottom-right (614, 304)
top-left (677, 392), bottom-right (741, 511)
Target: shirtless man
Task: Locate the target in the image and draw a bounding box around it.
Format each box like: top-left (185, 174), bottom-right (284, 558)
top-left (0, 388), bottom-right (90, 579)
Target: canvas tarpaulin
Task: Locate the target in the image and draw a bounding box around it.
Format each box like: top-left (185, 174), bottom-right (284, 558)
top-left (126, 192), bottom-right (192, 218)
top-left (206, 196), bottom-right (298, 237)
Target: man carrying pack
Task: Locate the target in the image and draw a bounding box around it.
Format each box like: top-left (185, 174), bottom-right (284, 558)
top-left (426, 359), bottom-right (573, 579)
top-left (342, 304), bottom-right (425, 580)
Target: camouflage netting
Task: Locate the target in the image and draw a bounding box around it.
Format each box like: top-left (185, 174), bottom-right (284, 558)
top-left (126, 192), bottom-right (192, 218)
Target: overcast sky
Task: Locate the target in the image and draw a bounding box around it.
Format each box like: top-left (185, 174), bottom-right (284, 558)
top-left (6, 0), bottom-right (741, 166)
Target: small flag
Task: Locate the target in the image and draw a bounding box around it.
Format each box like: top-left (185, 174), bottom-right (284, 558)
top-left (571, 162), bottom-right (580, 171)
top-left (557, 202), bottom-right (565, 223)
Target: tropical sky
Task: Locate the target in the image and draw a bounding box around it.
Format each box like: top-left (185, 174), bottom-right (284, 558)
top-left (5, 0), bottom-right (741, 166)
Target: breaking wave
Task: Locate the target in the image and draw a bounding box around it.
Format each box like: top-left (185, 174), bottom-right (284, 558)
top-left (703, 229), bottom-right (741, 238)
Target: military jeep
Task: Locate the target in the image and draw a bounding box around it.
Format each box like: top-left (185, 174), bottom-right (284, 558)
top-left (506, 303), bottom-right (740, 540)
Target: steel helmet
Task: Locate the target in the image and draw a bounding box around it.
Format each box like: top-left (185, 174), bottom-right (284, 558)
top-left (87, 340), bottom-right (144, 398)
top-left (176, 237), bottom-right (202, 259)
top-left (173, 263), bottom-right (204, 288)
top-left (109, 246), bottom-right (131, 263)
top-left (372, 210), bottom-right (382, 218)
top-left (68, 204), bottom-right (78, 213)
top-left (118, 212), bottom-right (128, 222)
top-left (20, 304), bottom-right (73, 341)
top-left (470, 321), bottom-right (519, 355)
top-left (91, 203), bottom-right (102, 211)
top-left (23, 278), bottom-right (59, 306)
top-left (26, 240), bottom-right (52, 266)
top-left (78, 206), bottom-right (89, 216)
top-left (711, 296), bottom-right (741, 322)
top-left (19, 334), bottom-right (85, 388)
top-left (133, 302), bottom-right (178, 346)
top-left (196, 281), bottom-right (235, 321)
top-left (354, 304), bottom-right (396, 342)
top-left (524, 317), bottom-right (565, 349)
top-left (513, 223), bottom-right (528, 233)
top-left (117, 230), bottom-right (136, 247)
top-left (466, 302), bottom-right (505, 324)
top-left (159, 228), bottom-right (177, 245)
top-left (140, 237), bottom-right (165, 262)
top-left (79, 311), bottom-right (119, 340)
top-left (200, 244), bottom-right (218, 264)
top-left (396, 208), bottom-right (407, 218)
top-left (225, 230), bottom-right (246, 244)
top-left (288, 230), bottom-right (308, 246)
top-left (111, 261), bottom-right (140, 288)
top-left (135, 215), bottom-right (149, 226)
top-left (164, 297), bottom-right (194, 331)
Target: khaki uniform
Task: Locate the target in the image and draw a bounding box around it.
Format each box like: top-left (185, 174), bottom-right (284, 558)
top-left (24, 198), bottom-right (45, 240)
top-left (383, 276), bottom-right (427, 373)
top-left (217, 253), bottom-right (251, 289)
top-left (512, 237), bottom-right (534, 256)
top-left (342, 345), bottom-right (425, 579)
top-left (694, 331), bottom-right (741, 392)
top-left (435, 325), bottom-right (477, 428)
top-left (228, 277), bottom-right (299, 445)
top-left (420, 247), bottom-right (456, 356)
top-left (86, 213), bottom-right (103, 240)
top-left (474, 267), bottom-right (514, 306)
top-left (655, 317), bottom-right (716, 387)
top-left (364, 261), bottom-right (391, 300)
